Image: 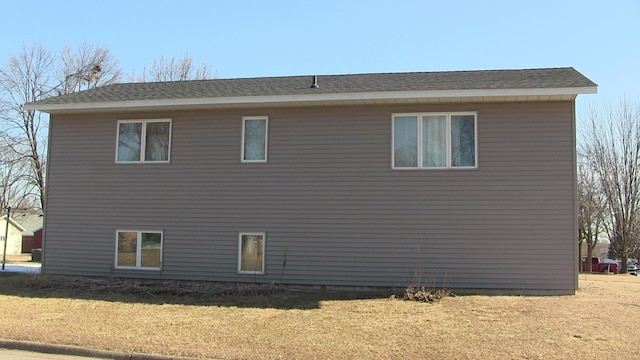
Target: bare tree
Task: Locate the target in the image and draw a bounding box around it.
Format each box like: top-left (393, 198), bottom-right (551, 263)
top-left (577, 162), bottom-right (607, 272)
top-left (0, 42), bottom-right (123, 210)
top-left (0, 134), bottom-right (35, 208)
top-left (581, 98), bottom-right (640, 273)
top-left (2, 44), bottom-right (208, 211)
top-left (56, 42), bottom-right (122, 95)
top-left (0, 43), bottom-right (54, 210)
top-left (132, 53), bottom-right (215, 82)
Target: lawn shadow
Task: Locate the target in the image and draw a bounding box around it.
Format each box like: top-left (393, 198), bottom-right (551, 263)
top-left (0, 273), bottom-right (393, 310)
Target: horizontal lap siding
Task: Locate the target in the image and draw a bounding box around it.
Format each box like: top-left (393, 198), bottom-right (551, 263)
top-left (44, 102), bottom-right (576, 291)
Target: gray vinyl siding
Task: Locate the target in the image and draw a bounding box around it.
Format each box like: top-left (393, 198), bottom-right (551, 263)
top-left (43, 101), bottom-right (577, 293)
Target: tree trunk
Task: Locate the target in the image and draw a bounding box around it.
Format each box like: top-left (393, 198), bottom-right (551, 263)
top-left (578, 240), bottom-right (583, 272)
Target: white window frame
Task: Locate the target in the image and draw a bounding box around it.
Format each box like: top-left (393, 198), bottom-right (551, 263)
top-left (391, 112), bottom-right (477, 169)
top-left (241, 116), bottom-right (268, 163)
top-left (116, 119), bottom-right (172, 163)
top-left (115, 230), bottom-right (163, 270)
top-left (237, 232), bottom-right (266, 274)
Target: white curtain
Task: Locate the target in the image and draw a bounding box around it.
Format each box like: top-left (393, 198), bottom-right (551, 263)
top-left (422, 115), bottom-right (446, 167)
top-left (244, 119), bottom-right (266, 160)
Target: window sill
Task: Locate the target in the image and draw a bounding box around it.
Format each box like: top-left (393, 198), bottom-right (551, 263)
top-left (114, 267), bottom-right (162, 271)
top-left (392, 166), bottom-right (479, 170)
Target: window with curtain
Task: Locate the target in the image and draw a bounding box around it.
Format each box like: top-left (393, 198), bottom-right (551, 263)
top-left (242, 116), bottom-right (268, 162)
top-left (238, 233), bottom-right (265, 274)
top-left (393, 112), bottom-right (476, 169)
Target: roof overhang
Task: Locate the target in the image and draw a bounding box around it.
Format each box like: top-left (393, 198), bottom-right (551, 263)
top-left (1, 215), bottom-right (27, 232)
top-left (25, 86), bottom-right (597, 114)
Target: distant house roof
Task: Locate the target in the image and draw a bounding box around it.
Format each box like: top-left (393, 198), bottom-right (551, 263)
top-left (1, 215), bottom-right (26, 233)
top-left (25, 67), bottom-right (597, 114)
top-left (10, 212), bottom-right (44, 235)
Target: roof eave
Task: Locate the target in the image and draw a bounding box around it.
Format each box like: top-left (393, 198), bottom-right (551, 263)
top-left (1, 215), bottom-right (27, 232)
top-left (25, 86), bottom-right (598, 114)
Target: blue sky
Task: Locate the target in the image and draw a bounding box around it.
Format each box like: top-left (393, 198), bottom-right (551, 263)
top-left (1, 0), bottom-right (638, 114)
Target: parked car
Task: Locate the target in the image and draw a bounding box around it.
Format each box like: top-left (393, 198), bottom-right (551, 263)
top-left (627, 260), bottom-right (637, 276)
top-left (581, 257), bottom-right (619, 273)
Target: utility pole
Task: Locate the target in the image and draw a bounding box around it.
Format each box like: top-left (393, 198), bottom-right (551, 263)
top-left (2, 207), bottom-right (11, 270)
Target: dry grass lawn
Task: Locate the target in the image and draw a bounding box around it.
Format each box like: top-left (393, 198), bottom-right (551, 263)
top-left (0, 272), bottom-right (638, 359)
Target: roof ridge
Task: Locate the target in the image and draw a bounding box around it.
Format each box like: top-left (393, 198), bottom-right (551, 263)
top-left (108, 67), bottom-right (579, 86)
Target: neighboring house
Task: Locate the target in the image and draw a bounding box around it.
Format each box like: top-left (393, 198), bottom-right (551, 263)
top-left (0, 215), bottom-right (27, 255)
top-left (25, 67), bottom-right (597, 294)
top-left (29, 228), bottom-right (44, 253)
top-left (12, 212), bottom-right (45, 253)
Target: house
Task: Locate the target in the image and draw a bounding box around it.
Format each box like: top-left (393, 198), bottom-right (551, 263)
top-left (0, 212), bottom-right (44, 255)
top-left (12, 212), bottom-right (45, 253)
top-left (25, 67), bottom-right (597, 294)
top-left (26, 228), bottom-right (44, 254)
top-left (0, 215), bottom-right (27, 255)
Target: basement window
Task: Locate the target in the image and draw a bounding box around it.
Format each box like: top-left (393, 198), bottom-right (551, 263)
top-left (238, 232), bottom-right (265, 274)
top-left (115, 230), bottom-right (163, 270)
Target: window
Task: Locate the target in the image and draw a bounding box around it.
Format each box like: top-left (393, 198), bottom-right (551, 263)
top-left (392, 112), bottom-right (476, 169)
top-left (116, 230), bottom-right (162, 269)
top-left (242, 116), bottom-right (268, 162)
top-left (238, 233), bottom-right (265, 274)
top-left (117, 119), bottom-right (171, 163)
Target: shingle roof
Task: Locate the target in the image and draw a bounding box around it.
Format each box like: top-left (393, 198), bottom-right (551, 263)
top-left (11, 212), bottom-right (44, 234)
top-left (25, 67), bottom-right (596, 112)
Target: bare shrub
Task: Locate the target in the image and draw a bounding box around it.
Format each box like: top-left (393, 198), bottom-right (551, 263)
top-left (23, 274), bottom-right (282, 298)
top-left (402, 285), bottom-right (453, 302)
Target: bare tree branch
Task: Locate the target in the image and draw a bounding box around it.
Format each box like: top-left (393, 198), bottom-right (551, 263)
top-left (0, 42), bottom-right (123, 210)
top-left (577, 160), bottom-right (607, 272)
top-left (131, 53), bottom-right (216, 82)
top-left (0, 43), bottom-right (54, 209)
top-left (581, 98), bottom-right (640, 272)
top-left (56, 42), bottom-right (122, 95)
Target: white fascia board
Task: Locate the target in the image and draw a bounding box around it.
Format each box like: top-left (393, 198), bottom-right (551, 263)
top-left (25, 86), bottom-right (597, 112)
top-left (1, 215), bottom-right (27, 232)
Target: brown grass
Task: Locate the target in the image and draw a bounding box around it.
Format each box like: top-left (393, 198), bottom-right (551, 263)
top-left (0, 273), bottom-right (638, 359)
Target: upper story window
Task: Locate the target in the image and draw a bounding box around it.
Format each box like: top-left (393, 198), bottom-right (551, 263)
top-left (242, 116), bottom-right (268, 162)
top-left (117, 119), bottom-right (171, 163)
top-left (392, 112), bottom-right (476, 169)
